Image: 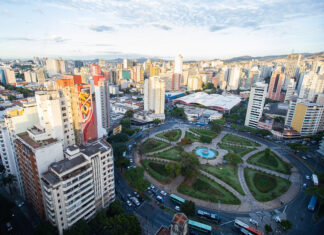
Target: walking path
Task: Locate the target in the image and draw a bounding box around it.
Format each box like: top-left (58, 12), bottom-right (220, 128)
top-left (134, 127), bottom-right (302, 213)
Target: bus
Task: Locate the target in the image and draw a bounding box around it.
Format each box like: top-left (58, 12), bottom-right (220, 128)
top-left (170, 194), bottom-right (185, 205)
top-left (308, 196), bottom-right (317, 211)
top-left (234, 219), bottom-right (263, 235)
top-left (189, 219), bottom-right (212, 234)
top-left (197, 210), bottom-right (221, 223)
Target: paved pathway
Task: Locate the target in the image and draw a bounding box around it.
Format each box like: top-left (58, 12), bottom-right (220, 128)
top-left (135, 127), bottom-right (302, 213)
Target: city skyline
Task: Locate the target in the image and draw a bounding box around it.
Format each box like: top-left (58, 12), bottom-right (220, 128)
top-left (1, 0), bottom-right (324, 60)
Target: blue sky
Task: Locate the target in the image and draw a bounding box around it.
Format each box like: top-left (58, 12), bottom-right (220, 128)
top-left (0, 0), bottom-right (324, 60)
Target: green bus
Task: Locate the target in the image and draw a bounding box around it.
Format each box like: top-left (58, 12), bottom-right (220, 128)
top-left (170, 194), bottom-right (185, 205)
top-left (189, 219), bottom-right (212, 234)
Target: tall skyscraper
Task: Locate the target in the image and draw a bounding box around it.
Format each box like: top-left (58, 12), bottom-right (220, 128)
top-left (227, 67), bottom-right (240, 90)
top-left (174, 54), bottom-right (183, 75)
top-left (46, 59), bottom-right (59, 76)
top-left (90, 64), bottom-right (102, 76)
top-left (187, 76), bottom-right (202, 91)
top-left (172, 73), bottom-right (181, 91)
top-left (297, 71), bottom-right (324, 102)
top-left (144, 76), bottom-right (166, 114)
top-left (0, 68), bottom-right (6, 84)
top-left (5, 68), bottom-right (16, 84)
top-left (285, 54), bottom-right (301, 79)
top-left (15, 128), bottom-right (64, 218)
top-left (37, 68), bottom-right (47, 84)
top-left (93, 75), bottom-right (110, 138)
top-left (245, 82), bottom-right (268, 128)
top-left (268, 67), bottom-right (285, 101)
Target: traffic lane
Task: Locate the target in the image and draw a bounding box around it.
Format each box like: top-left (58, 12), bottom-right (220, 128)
top-left (10, 205), bottom-right (34, 235)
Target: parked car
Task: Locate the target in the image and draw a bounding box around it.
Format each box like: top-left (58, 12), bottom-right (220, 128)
top-left (249, 218), bottom-right (258, 227)
top-left (126, 200), bottom-right (132, 207)
top-left (160, 190), bottom-right (167, 196)
top-left (6, 222), bottom-right (13, 231)
top-left (302, 156), bottom-right (307, 160)
top-left (134, 192), bottom-right (139, 197)
top-left (127, 193), bottom-right (132, 199)
top-left (175, 206), bottom-right (180, 211)
top-left (305, 175), bottom-right (310, 180)
top-left (131, 197), bottom-right (140, 206)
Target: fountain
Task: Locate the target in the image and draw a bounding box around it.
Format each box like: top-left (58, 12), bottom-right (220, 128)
top-left (195, 147), bottom-right (216, 159)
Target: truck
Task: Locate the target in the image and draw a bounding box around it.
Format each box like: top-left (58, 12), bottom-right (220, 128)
top-left (308, 196), bottom-right (317, 211)
top-left (312, 174), bottom-right (319, 186)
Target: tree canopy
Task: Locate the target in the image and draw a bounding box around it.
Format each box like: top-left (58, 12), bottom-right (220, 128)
top-left (106, 214), bottom-right (141, 235)
top-left (180, 200), bottom-right (195, 217)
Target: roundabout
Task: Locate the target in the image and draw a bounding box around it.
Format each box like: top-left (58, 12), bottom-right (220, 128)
top-left (135, 125), bottom-right (302, 213)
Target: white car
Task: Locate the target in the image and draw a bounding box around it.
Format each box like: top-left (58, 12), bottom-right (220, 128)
top-left (160, 190), bottom-right (167, 196)
top-left (302, 156), bottom-right (307, 160)
top-left (249, 218), bottom-right (258, 227)
top-left (175, 206), bottom-right (180, 211)
top-left (305, 175), bottom-right (310, 180)
top-left (126, 200), bottom-right (132, 207)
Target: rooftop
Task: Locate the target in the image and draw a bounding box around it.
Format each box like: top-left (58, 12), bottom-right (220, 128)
top-left (42, 171), bottom-right (60, 185)
top-left (80, 139), bottom-right (111, 156)
top-left (17, 132), bottom-right (58, 149)
top-left (51, 155), bottom-right (88, 174)
top-left (172, 213), bottom-right (188, 226)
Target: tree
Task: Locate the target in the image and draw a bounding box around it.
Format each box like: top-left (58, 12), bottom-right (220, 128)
top-left (107, 200), bottom-right (125, 217)
top-left (124, 109), bottom-right (134, 118)
top-left (112, 143), bottom-right (127, 158)
top-left (34, 221), bottom-right (57, 235)
top-left (203, 82), bottom-right (215, 90)
top-left (265, 148), bottom-right (270, 158)
top-left (108, 133), bottom-right (129, 143)
top-left (200, 135), bottom-right (212, 143)
top-left (179, 137), bottom-right (192, 145)
top-left (170, 107), bottom-right (187, 120)
top-left (224, 153), bottom-right (243, 165)
top-left (8, 95), bottom-right (17, 101)
top-left (63, 219), bottom-right (91, 235)
top-left (181, 154), bottom-right (200, 179)
top-left (280, 220), bottom-right (292, 231)
top-left (1, 174), bottom-right (16, 194)
top-left (306, 186), bottom-right (324, 205)
top-left (287, 143), bottom-right (309, 153)
top-left (264, 224), bottom-right (273, 234)
top-left (89, 210), bottom-right (108, 232)
top-left (120, 118), bottom-right (131, 129)
top-left (180, 201), bottom-right (195, 217)
top-left (106, 214), bottom-right (141, 235)
top-left (165, 162), bottom-right (181, 178)
top-left (210, 118), bottom-right (226, 126)
top-left (210, 122), bottom-right (221, 134)
top-left (115, 157), bottom-right (130, 172)
top-left (153, 119), bottom-right (161, 125)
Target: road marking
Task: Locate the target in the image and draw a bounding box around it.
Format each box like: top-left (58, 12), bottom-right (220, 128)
top-left (219, 220), bottom-right (235, 226)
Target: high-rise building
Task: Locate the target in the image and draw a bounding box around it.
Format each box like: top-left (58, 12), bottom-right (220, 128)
top-left (58, 59), bottom-right (67, 74)
top-left (245, 82), bottom-right (268, 128)
top-left (291, 102), bottom-right (324, 136)
top-left (41, 139), bottom-right (115, 235)
top-left (268, 67), bottom-right (285, 101)
top-left (297, 71), bottom-right (324, 102)
top-left (98, 59), bottom-right (106, 68)
top-left (24, 70), bottom-right (32, 83)
top-left (283, 78), bottom-right (296, 102)
top-left (172, 73), bottom-right (181, 91)
top-left (144, 76), bottom-right (165, 114)
top-left (35, 91), bottom-right (75, 149)
top-left (74, 61), bottom-right (84, 69)
top-left (187, 76), bottom-right (202, 91)
top-left (37, 68), bottom-right (47, 84)
top-left (46, 59), bottom-right (59, 76)
top-left (80, 67), bottom-right (90, 83)
top-left (285, 54), bottom-right (301, 79)
top-left (93, 76), bottom-right (110, 138)
top-left (285, 96), bottom-right (299, 128)
top-left (5, 68), bottom-right (16, 84)
top-left (90, 64), bottom-right (102, 76)
top-left (15, 128), bottom-right (64, 217)
top-left (227, 67), bottom-right (240, 90)
top-left (0, 68), bottom-right (6, 84)
top-left (0, 100), bottom-right (39, 197)
top-left (174, 54), bottom-right (183, 75)
top-left (132, 65), bottom-right (144, 84)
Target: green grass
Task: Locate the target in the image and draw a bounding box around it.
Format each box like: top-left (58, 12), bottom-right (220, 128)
top-left (247, 150), bottom-right (291, 174)
top-left (153, 147), bottom-right (183, 161)
top-left (221, 134), bottom-right (260, 147)
top-left (185, 131), bottom-right (200, 142)
top-left (177, 174), bottom-right (241, 204)
top-left (142, 138), bottom-right (170, 153)
top-left (201, 164), bottom-right (245, 195)
top-left (124, 167), bottom-right (150, 193)
top-left (218, 143), bottom-right (256, 157)
top-left (244, 167), bottom-right (291, 202)
top-left (156, 129), bottom-right (182, 142)
top-left (142, 160), bottom-right (172, 183)
top-left (189, 128), bottom-right (218, 139)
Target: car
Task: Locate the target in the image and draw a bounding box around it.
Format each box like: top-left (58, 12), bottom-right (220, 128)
top-left (273, 216), bottom-right (281, 223)
top-left (18, 202), bottom-right (24, 207)
top-left (134, 192), bottom-right (139, 197)
top-left (249, 218), bottom-right (258, 226)
top-left (6, 222), bottom-right (13, 231)
top-left (305, 175), bottom-right (311, 180)
top-left (126, 200), bottom-right (132, 207)
top-left (131, 197), bottom-right (140, 206)
top-left (130, 159), bottom-right (134, 163)
top-left (175, 206), bottom-right (180, 211)
top-left (160, 190), bottom-right (167, 196)
top-left (150, 184), bottom-right (155, 189)
top-left (303, 183), bottom-right (307, 187)
top-left (302, 156), bottom-right (307, 160)
top-left (127, 193), bottom-right (132, 199)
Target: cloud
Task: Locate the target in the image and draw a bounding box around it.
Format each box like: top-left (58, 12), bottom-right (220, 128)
top-left (209, 25), bottom-right (227, 32)
top-left (89, 25), bottom-right (115, 32)
top-left (152, 24), bottom-right (172, 31)
top-left (1, 36), bottom-right (69, 43)
top-left (3, 37), bottom-right (34, 41)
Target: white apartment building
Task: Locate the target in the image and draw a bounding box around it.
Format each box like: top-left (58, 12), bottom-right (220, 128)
top-left (297, 71), bottom-right (324, 102)
top-left (285, 96), bottom-right (300, 128)
top-left (46, 59), bottom-right (59, 77)
top-left (0, 100), bottom-right (39, 197)
top-left (144, 76), bottom-right (166, 115)
top-left (227, 67), bottom-right (240, 90)
top-left (5, 68), bottom-right (16, 84)
top-left (174, 54), bottom-right (183, 75)
top-left (283, 78), bottom-right (296, 103)
top-left (35, 91), bottom-right (75, 149)
top-left (94, 78), bottom-right (110, 138)
top-left (41, 139), bottom-right (115, 235)
top-left (109, 84), bottom-right (119, 95)
top-left (245, 82), bottom-right (268, 128)
top-left (187, 76), bottom-right (202, 91)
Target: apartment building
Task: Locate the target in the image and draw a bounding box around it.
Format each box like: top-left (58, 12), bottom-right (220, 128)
top-left (144, 76), bottom-right (166, 115)
top-left (41, 139), bottom-right (115, 234)
top-left (245, 82), bottom-right (268, 128)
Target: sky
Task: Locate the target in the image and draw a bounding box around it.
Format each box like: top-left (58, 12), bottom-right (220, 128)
top-left (0, 0), bottom-right (324, 60)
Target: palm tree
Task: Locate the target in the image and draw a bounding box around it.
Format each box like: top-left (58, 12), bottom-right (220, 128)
top-left (1, 174), bottom-right (16, 195)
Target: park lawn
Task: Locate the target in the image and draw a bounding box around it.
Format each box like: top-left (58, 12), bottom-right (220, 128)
top-left (141, 160), bottom-right (172, 184)
top-left (156, 129), bottom-right (182, 142)
top-left (189, 128), bottom-right (218, 139)
top-left (124, 167), bottom-right (150, 193)
top-left (142, 138), bottom-right (170, 153)
top-left (201, 164), bottom-right (245, 195)
top-left (247, 150), bottom-right (291, 175)
top-left (185, 131), bottom-right (200, 142)
top-left (244, 167), bottom-right (291, 202)
top-left (218, 143), bottom-right (256, 157)
top-left (153, 147), bottom-right (182, 161)
top-left (177, 174), bottom-right (241, 205)
top-left (221, 134), bottom-right (260, 147)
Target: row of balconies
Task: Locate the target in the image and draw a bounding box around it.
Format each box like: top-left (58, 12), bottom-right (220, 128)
top-left (65, 187), bottom-right (93, 209)
top-left (65, 181), bottom-right (92, 201)
top-left (67, 200), bottom-right (95, 226)
top-left (63, 174), bottom-right (92, 196)
top-left (66, 193), bottom-right (94, 217)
